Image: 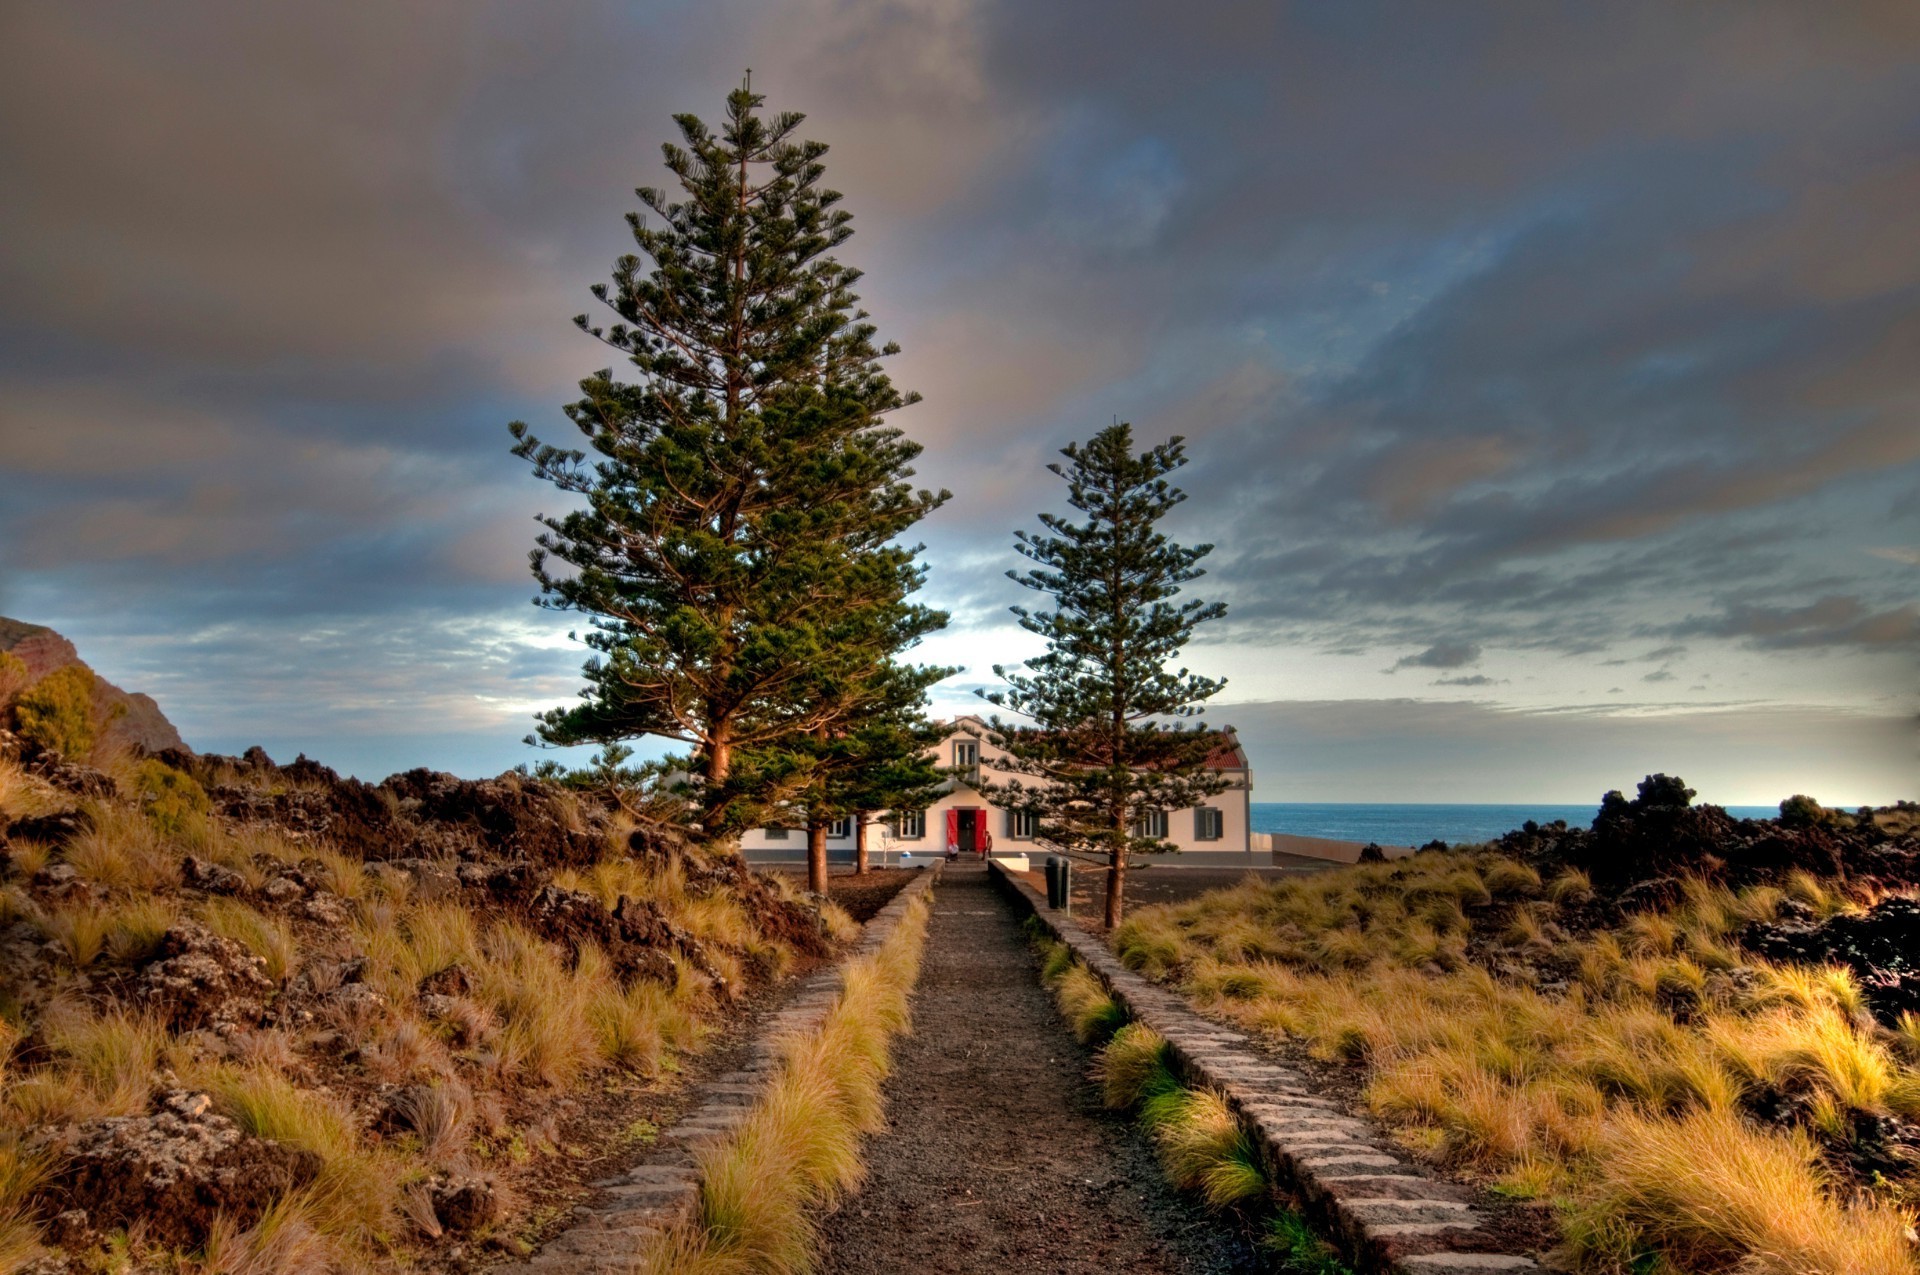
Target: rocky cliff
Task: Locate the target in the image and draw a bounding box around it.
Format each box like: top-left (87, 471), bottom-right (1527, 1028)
top-left (0, 616), bottom-right (186, 753)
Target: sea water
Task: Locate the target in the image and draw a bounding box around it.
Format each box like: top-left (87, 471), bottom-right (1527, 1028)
top-left (1251, 802), bottom-right (1781, 848)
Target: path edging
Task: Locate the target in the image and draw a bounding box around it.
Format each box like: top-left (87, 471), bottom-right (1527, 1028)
top-left (500, 864), bottom-right (943, 1273)
top-left (990, 860), bottom-right (1540, 1275)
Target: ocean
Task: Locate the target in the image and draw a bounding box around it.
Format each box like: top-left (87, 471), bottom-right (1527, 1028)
top-left (1250, 802), bottom-right (1781, 848)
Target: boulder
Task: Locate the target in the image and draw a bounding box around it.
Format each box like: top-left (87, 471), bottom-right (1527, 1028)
top-left (35, 1089), bottom-right (318, 1248)
top-left (136, 925), bottom-right (274, 1031)
top-left (181, 855), bottom-right (249, 896)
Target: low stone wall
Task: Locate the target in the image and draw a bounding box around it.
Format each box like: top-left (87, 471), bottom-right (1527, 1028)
top-left (499, 863), bottom-right (943, 1274)
top-left (992, 860), bottom-right (1539, 1275)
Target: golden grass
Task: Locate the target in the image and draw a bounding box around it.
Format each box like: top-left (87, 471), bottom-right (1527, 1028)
top-left (197, 1063), bottom-right (404, 1248)
top-left (1566, 1106), bottom-right (1916, 1275)
top-left (633, 889), bottom-right (932, 1275)
top-left (202, 897), bottom-right (297, 983)
top-left (62, 801), bottom-right (180, 891)
top-left (1112, 848), bottom-right (1920, 1274)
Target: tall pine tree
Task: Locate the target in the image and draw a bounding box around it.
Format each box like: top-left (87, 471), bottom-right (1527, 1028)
top-left (511, 83), bottom-right (947, 841)
top-left (982, 423), bottom-right (1227, 926)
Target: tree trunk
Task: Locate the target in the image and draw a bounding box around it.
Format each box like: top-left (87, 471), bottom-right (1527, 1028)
top-left (854, 813), bottom-right (870, 875)
top-left (701, 735), bottom-right (734, 839)
top-left (1104, 845), bottom-right (1126, 929)
top-left (807, 816), bottom-right (829, 896)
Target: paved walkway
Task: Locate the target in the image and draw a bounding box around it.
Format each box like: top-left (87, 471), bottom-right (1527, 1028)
top-left (816, 864), bottom-right (1254, 1274)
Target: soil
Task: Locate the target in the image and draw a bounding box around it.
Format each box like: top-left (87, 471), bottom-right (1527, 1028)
top-left (763, 867), bottom-right (921, 922)
top-left (816, 864), bottom-right (1259, 1274)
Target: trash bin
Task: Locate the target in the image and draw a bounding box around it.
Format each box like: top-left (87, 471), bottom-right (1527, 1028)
top-left (1045, 855), bottom-right (1071, 909)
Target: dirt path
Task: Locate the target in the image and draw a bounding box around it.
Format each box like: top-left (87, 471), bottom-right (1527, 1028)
top-left (817, 864), bottom-right (1257, 1274)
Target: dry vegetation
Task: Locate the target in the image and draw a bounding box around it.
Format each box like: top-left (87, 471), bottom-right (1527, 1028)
top-left (0, 744), bottom-right (840, 1274)
top-left (633, 889), bottom-right (933, 1275)
top-left (1032, 927), bottom-right (1350, 1273)
top-left (1110, 837), bottom-right (1920, 1274)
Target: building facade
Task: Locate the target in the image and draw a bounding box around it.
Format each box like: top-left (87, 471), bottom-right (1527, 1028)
top-left (736, 715), bottom-right (1253, 857)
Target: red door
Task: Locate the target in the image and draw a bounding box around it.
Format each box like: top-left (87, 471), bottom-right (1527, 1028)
top-left (946, 808), bottom-right (960, 853)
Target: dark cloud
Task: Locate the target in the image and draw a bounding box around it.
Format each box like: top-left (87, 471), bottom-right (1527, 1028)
top-left (1392, 642), bottom-right (1483, 672)
top-left (1434, 675), bottom-right (1499, 688)
top-left (1672, 596), bottom-right (1920, 651)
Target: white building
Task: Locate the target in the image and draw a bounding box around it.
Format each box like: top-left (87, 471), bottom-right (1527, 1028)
top-left (737, 714), bottom-right (1253, 858)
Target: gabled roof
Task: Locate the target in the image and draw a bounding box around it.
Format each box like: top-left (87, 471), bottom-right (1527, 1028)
top-left (930, 716), bottom-right (1248, 771)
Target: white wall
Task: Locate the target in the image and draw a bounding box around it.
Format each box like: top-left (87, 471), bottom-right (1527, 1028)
top-left (738, 718), bottom-right (1253, 855)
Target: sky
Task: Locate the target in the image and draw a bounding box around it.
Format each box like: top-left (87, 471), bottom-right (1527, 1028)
top-left (2, 1), bottom-right (1916, 805)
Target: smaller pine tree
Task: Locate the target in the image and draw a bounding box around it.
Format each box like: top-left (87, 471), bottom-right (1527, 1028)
top-left (981, 423), bottom-right (1228, 927)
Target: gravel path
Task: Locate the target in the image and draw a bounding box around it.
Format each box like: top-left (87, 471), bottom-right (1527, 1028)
top-left (817, 864), bottom-right (1257, 1274)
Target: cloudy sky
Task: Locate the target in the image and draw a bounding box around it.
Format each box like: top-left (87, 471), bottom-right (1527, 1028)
top-left (3, 1), bottom-right (1916, 804)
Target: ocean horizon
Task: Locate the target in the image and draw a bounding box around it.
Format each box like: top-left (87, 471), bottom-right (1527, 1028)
top-left (1251, 801), bottom-right (1781, 848)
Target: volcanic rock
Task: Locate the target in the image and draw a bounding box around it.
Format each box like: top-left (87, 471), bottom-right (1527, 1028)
top-left (1745, 897), bottom-right (1920, 1026)
top-left (36, 1089), bottom-right (319, 1248)
top-left (136, 924), bottom-right (274, 1031)
top-left (181, 855), bottom-right (249, 896)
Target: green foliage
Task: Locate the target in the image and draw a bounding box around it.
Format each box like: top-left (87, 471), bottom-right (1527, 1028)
top-left (134, 760), bottom-right (210, 838)
top-left (1264, 1211), bottom-right (1355, 1275)
top-left (509, 84), bottom-right (948, 838)
top-left (12, 665), bottom-right (96, 759)
top-left (981, 423), bottom-right (1229, 923)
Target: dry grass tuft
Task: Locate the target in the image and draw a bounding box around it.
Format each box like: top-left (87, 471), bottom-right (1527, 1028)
top-left (635, 888), bottom-right (932, 1275)
top-left (201, 897), bottom-right (297, 983)
top-left (1565, 1106), bottom-right (1916, 1275)
top-left (62, 801), bottom-right (180, 891)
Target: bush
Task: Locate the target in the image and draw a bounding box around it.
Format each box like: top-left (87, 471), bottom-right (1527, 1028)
top-left (1779, 794), bottom-right (1830, 829)
top-left (12, 666), bottom-right (97, 759)
top-left (0, 652), bottom-right (28, 706)
top-left (133, 759), bottom-right (211, 838)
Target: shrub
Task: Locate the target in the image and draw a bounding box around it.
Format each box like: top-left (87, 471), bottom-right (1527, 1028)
top-left (133, 759), bottom-right (211, 839)
top-left (11, 665), bottom-right (97, 758)
top-left (0, 652), bottom-right (27, 706)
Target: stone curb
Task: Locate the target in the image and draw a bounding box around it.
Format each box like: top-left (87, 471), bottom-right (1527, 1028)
top-left (495, 862), bottom-right (943, 1274)
top-left (989, 860), bottom-right (1539, 1275)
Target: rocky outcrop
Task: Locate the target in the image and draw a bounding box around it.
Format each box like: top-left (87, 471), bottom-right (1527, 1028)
top-left (35, 1090), bottom-right (320, 1248)
top-left (1489, 775), bottom-right (1920, 903)
top-left (1746, 897), bottom-right (1920, 1027)
top-left (0, 616), bottom-right (185, 754)
top-left (135, 924), bottom-right (275, 1031)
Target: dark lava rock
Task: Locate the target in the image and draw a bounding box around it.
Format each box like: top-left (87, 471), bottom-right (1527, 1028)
top-left (7, 808), bottom-right (93, 848)
top-left (420, 963), bottom-right (472, 997)
top-left (136, 924), bottom-right (274, 1031)
top-left (24, 753), bottom-right (120, 800)
top-left (35, 1089), bottom-right (319, 1248)
top-left (1357, 841), bottom-right (1387, 863)
top-left (526, 885), bottom-right (682, 986)
top-left (181, 854), bottom-right (249, 896)
top-left (1745, 897), bottom-right (1920, 1026)
top-left (194, 752), bottom-right (610, 868)
top-left (1490, 775), bottom-right (1908, 903)
top-left (432, 1175), bottom-right (501, 1232)
top-left (30, 862), bottom-right (90, 902)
